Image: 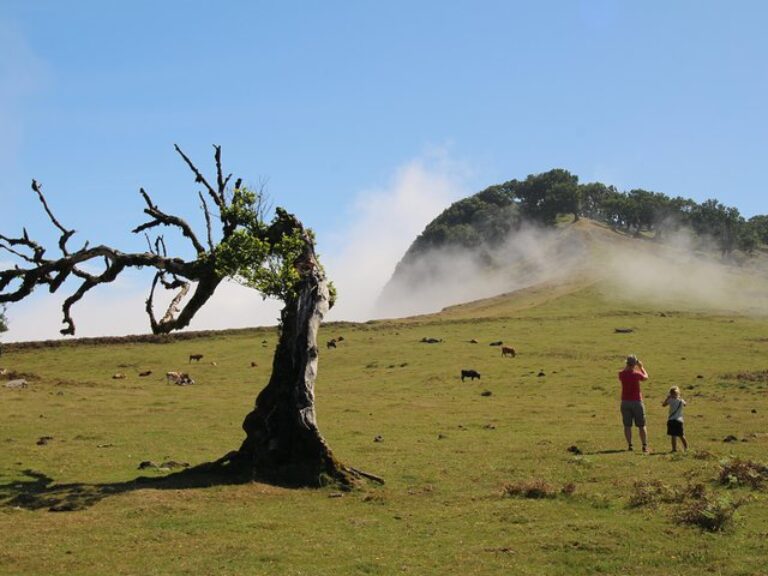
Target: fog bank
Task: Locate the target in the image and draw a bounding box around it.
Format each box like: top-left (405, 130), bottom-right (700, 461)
top-left (376, 222), bottom-right (768, 319)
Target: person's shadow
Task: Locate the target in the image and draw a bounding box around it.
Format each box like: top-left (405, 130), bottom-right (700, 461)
top-left (1, 461), bottom-right (247, 512)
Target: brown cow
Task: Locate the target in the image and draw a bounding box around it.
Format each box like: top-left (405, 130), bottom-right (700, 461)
top-left (189, 354), bottom-right (204, 363)
top-left (501, 346), bottom-right (516, 358)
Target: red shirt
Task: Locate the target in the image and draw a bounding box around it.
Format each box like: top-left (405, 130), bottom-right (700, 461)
top-left (619, 369), bottom-right (646, 401)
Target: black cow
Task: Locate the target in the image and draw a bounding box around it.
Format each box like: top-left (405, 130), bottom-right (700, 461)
top-left (461, 369), bottom-right (481, 381)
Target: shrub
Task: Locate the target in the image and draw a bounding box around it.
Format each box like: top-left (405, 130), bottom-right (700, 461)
top-left (718, 458), bottom-right (768, 490)
top-left (675, 492), bottom-right (741, 532)
top-left (628, 480), bottom-right (677, 508)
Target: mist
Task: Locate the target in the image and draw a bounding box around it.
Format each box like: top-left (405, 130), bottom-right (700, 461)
top-left (375, 223), bottom-right (590, 318)
top-left (376, 221), bottom-right (768, 319)
top-left (597, 229), bottom-right (768, 315)
top-left (322, 152), bottom-right (467, 321)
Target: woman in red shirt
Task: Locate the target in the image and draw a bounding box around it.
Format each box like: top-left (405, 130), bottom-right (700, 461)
top-left (619, 354), bottom-right (649, 452)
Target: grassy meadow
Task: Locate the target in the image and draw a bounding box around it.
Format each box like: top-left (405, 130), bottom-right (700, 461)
top-left (1, 283), bottom-right (768, 575)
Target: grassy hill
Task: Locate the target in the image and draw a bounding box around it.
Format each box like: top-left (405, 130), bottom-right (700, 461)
top-left (2, 254), bottom-right (768, 574)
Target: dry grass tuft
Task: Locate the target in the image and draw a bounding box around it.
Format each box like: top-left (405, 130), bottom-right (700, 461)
top-left (718, 458), bottom-right (768, 490)
top-left (675, 492), bottom-right (742, 532)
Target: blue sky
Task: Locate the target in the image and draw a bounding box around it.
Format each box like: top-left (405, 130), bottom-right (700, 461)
top-left (2, 1), bottom-right (767, 340)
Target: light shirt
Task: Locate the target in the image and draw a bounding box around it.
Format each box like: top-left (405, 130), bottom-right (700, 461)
top-left (667, 397), bottom-right (685, 421)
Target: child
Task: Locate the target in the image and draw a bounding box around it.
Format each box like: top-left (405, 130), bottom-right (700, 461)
top-left (662, 386), bottom-right (688, 452)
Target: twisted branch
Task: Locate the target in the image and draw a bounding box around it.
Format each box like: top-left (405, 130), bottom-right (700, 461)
top-left (133, 188), bottom-right (206, 255)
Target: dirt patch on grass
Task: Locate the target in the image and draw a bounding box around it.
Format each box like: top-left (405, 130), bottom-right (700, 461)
top-left (501, 479), bottom-right (575, 499)
top-left (0, 370), bottom-right (39, 381)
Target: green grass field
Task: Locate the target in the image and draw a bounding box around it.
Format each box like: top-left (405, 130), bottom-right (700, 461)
top-left (2, 283), bottom-right (768, 575)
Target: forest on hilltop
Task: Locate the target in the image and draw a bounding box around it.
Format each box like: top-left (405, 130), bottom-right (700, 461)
top-left (399, 169), bottom-right (768, 268)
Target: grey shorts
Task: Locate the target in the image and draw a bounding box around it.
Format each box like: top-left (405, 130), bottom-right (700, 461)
top-left (621, 401), bottom-right (646, 427)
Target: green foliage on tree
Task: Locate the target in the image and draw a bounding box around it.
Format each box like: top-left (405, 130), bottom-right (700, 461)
top-left (747, 215), bottom-right (768, 245)
top-left (402, 183), bottom-right (521, 261)
top-left (514, 169), bottom-right (579, 225)
top-left (398, 167), bottom-right (767, 266)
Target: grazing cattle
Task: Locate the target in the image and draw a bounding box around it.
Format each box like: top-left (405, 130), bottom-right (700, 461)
top-left (461, 369), bottom-right (481, 381)
top-left (337, 336), bottom-right (345, 342)
top-left (501, 346), bottom-right (516, 358)
top-left (138, 370), bottom-right (152, 377)
top-left (189, 354), bottom-right (204, 363)
top-left (250, 361), bottom-right (258, 367)
top-left (166, 371), bottom-right (194, 385)
top-left (421, 337), bottom-right (442, 344)
top-left (5, 379), bottom-right (27, 389)
top-left (112, 373), bottom-right (126, 379)
top-left (327, 339), bottom-right (337, 349)
top-left (489, 341), bottom-right (503, 346)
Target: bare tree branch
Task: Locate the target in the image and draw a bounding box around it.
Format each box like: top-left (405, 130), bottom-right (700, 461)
top-left (198, 191), bottom-right (214, 251)
top-left (0, 147), bottom-right (240, 336)
top-left (31, 179), bottom-right (76, 255)
top-left (145, 271), bottom-right (192, 334)
top-left (133, 188), bottom-right (206, 255)
top-left (0, 229), bottom-right (46, 262)
top-left (174, 144), bottom-right (222, 210)
top-left (213, 144), bottom-right (228, 206)
top-left (0, 235), bottom-right (38, 263)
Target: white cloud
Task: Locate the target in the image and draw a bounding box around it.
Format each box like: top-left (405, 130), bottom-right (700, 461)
top-left (322, 152), bottom-right (468, 321)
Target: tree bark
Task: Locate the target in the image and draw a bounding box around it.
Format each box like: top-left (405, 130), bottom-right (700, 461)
top-left (228, 240), bottom-right (354, 487)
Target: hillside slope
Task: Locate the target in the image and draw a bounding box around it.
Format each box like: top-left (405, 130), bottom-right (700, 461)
top-left (378, 218), bottom-right (768, 321)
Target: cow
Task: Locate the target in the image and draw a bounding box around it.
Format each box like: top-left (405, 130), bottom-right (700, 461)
top-left (421, 337), bottom-right (442, 344)
top-left (138, 370), bottom-right (152, 377)
top-left (112, 373), bottom-right (126, 379)
top-left (166, 371), bottom-right (194, 385)
top-left (327, 339), bottom-right (337, 349)
top-left (189, 354), bottom-right (204, 363)
top-left (501, 346), bottom-right (516, 358)
top-left (489, 341), bottom-right (503, 346)
top-left (337, 336), bottom-right (345, 342)
top-left (461, 369), bottom-right (481, 381)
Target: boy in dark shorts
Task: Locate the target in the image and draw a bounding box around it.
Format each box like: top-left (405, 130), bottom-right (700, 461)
top-left (662, 386), bottom-right (688, 452)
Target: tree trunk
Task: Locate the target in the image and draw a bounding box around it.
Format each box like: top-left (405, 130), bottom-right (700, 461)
top-left (228, 245), bottom-right (354, 487)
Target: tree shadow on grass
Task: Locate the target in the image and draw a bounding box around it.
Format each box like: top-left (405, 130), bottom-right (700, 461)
top-left (0, 462), bottom-right (249, 512)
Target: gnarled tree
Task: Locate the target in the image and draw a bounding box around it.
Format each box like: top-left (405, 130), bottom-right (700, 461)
top-left (0, 146), bottom-right (379, 488)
